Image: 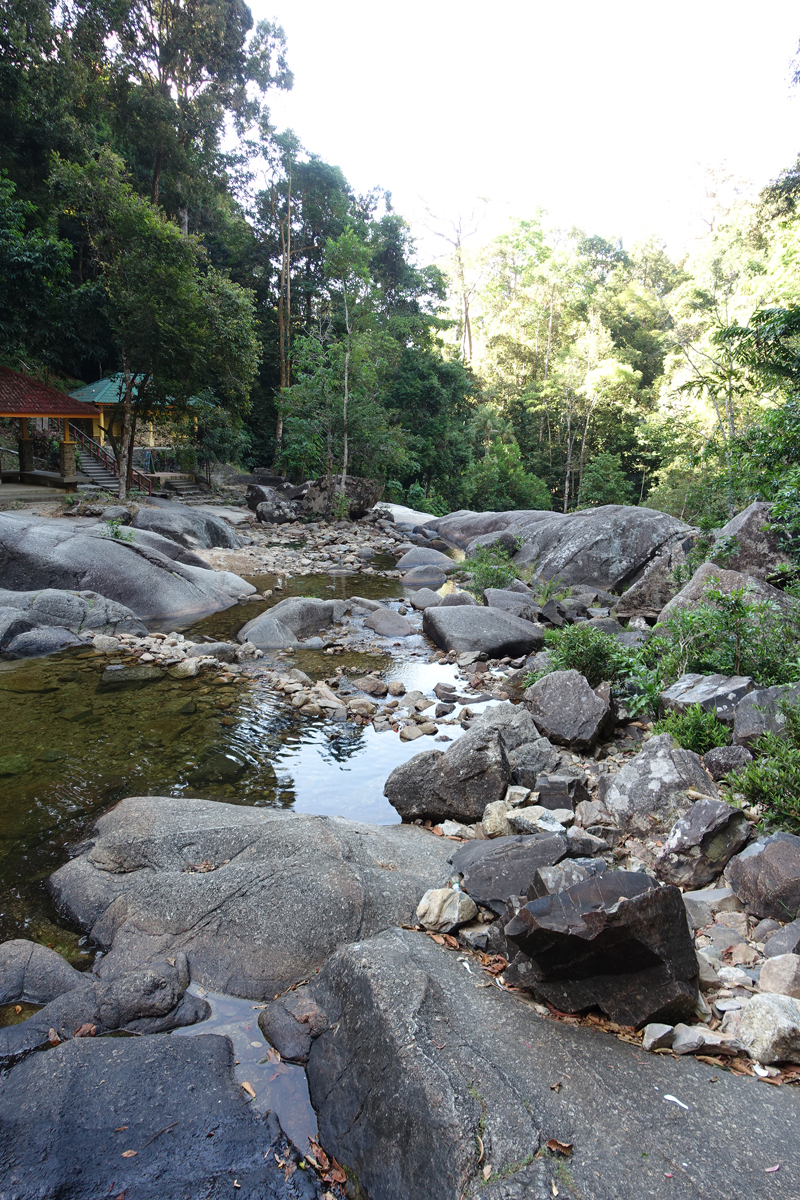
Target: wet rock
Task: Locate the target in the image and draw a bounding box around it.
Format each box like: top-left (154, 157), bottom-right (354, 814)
top-left (4, 626), bottom-right (82, 658)
top-left (763, 918), bottom-right (800, 958)
top-left (237, 614), bottom-right (298, 650)
top-left (262, 596), bottom-right (341, 639)
top-left (654, 798), bottom-right (750, 889)
top-left (760, 954), bottom-right (800, 999)
top-left (417, 886), bottom-right (478, 932)
top-left (0, 939), bottom-right (88, 1004)
top-left (353, 674), bottom-right (388, 696)
top-left (726, 832), bottom-right (800, 920)
top-left (186, 640), bottom-right (238, 662)
top-left (0, 587), bottom-right (148, 637)
top-left (364, 606), bottom-right (415, 637)
top-left (384, 726), bottom-right (510, 824)
top-left (132, 503), bottom-right (240, 550)
top-left (702, 743), bottom-right (753, 780)
top-left (400, 565), bottom-right (447, 588)
top-left (449, 834), bottom-right (567, 913)
top-left (96, 663), bottom-right (166, 692)
top-left (396, 547), bottom-right (455, 571)
top-left (257, 986), bottom-right (326, 1063)
top-left (191, 750), bottom-right (249, 783)
top-left (659, 672), bottom-right (754, 725)
top-left (408, 587), bottom-right (443, 610)
top-left (0, 1035), bottom-right (321, 1200)
top-left (733, 682), bottom-right (800, 749)
top-left (523, 670), bottom-right (612, 751)
top-left (48, 796), bottom-right (452, 997)
top-left (423, 606), bottom-right (545, 657)
top-left (738, 993), bottom-right (800, 1064)
top-left (504, 872), bottom-right (698, 1027)
top-left (597, 733), bottom-right (717, 836)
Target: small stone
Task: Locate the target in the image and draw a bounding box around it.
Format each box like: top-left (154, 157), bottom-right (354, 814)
top-left (399, 724), bottom-right (424, 742)
top-left (440, 820), bottom-right (476, 839)
top-left (752, 918), bottom-right (781, 943)
top-left (763, 917), bottom-right (800, 958)
top-left (348, 697), bottom-right (377, 717)
top-left (729, 943), bottom-right (760, 967)
top-left (482, 800), bottom-right (514, 839)
top-left (169, 658), bottom-right (199, 679)
top-left (92, 635), bottom-right (120, 653)
top-left (717, 965), bottom-right (753, 987)
top-left (565, 827), bottom-right (610, 856)
top-left (759, 954), bottom-right (800, 999)
top-left (738, 993), bottom-right (800, 1064)
top-left (387, 680), bottom-right (406, 697)
top-left (504, 785), bottom-right (531, 807)
top-left (535, 812), bottom-right (567, 834)
top-left (416, 886), bottom-right (478, 932)
top-left (642, 1023), bottom-right (674, 1052)
top-left (548, 808), bottom-right (575, 828)
top-left (696, 951), bottom-right (720, 990)
top-left (682, 886), bottom-right (743, 915)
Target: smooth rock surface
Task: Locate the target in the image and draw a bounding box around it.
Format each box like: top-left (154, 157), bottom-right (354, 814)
top-left (132, 503), bottom-right (240, 550)
top-left (423, 606), bottom-right (544, 656)
top-left (364, 607), bottom-right (415, 637)
top-left (658, 672), bottom-right (754, 725)
top-left (759, 954), bottom-right (800, 999)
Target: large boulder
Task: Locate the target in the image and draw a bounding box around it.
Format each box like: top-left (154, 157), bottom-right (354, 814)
top-left (654, 798), bottom-right (751, 888)
top-left (523, 670), bottom-right (612, 751)
top-left (483, 587), bottom-right (542, 623)
top-left (597, 733), bottom-right (718, 836)
top-left (659, 673), bottom-right (754, 724)
top-left (384, 726), bottom-right (510, 823)
top-left (0, 587), bottom-right (147, 637)
top-left (0, 1035), bottom-right (323, 1200)
top-left (426, 505), bottom-right (692, 592)
top-left (256, 499), bottom-right (300, 524)
top-left (3, 626), bottom-right (81, 658)
top-left (245, 482), bottom-right (283, 511)
top-left (395, 547), bottom-right (455, 571)
top-left (726, 832), bottom-right (800, 920)
top-left (0, 938), bottom-right (88, 1004)
top-left (504, 872), bottom-right (699, 1027)
top-left (131, 501), bottom-right (240, 549)
top-left (449, 834), bottom-right (567, 913)
top-left (733, 683), bottom-right (800, 748)
top-left (237, 615), bottom-right (298, 650)
top-left (0, 513), bottom-right (253, 623)
top-left (423, 605), bottom-right (545, 656)
top-left (656, 561), bottom-right (791, 625)
top-left (364, 606), bottom-right (415, 637)
top-left (303, 927), bottom-right (795, 1200)
top-left (472, 703), bottom-right (564, 786)
top-left (714, 501), bottom-right (795, 579)
top-left (48, 796), bottom-right (453, 997)
top-left (400, 565), bottom-right (447, 588)
top-left (253, 596), bottom-right (343, 640)
top-left (615, 539), bottom-right (696, 620)
top-left (302, 474), bottom-right (383, 519)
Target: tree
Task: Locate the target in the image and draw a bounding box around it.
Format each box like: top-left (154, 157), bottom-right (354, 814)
top-left (577, 452), bottom-right (633, 509)
top-left (53, 148), bottom-right (259, 497)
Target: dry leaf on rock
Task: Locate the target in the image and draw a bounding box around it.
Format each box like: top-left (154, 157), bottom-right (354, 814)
top-left (121, 1150), bottom-right (137, 1158)
top-left (546, 1138), bottom-right (573, 1157)
top-left (74, 1023), bottom-right (97, 1038)
top-left (241, 1081), bottom-right (256, 1100)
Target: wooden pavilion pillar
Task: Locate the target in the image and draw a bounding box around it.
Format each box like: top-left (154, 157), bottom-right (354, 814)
top-left (17, 417), bottom-right (33, 474)
top-left (59, 417), bottom-right (78, 489)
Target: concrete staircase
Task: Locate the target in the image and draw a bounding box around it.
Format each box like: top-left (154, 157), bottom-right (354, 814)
top-left (78, 452), bottom-right (119, 491)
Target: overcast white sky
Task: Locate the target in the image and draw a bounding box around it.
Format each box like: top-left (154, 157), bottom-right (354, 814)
top-left (253, 0), bottom-right (800, 257)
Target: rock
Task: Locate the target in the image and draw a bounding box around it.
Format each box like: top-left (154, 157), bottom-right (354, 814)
top-left (753, 917), bottom-right (782, 943)
top-left (738, 993), bottom-right (800, 1064)
top-left (0, 512), bottom-right (253, 623)
top-left (733, 683), bottom-right (800, 749)
top-left (364, 607), bottom-right (414, 637)
top-left (0, 586), bottom-right (147, 637)
top-left (523, 670), bottom-right (611, 751)
top-left (0, 607), bottom-right (36, 650)
top-left (399, 723), bottom-right (424, 741)
top-left (245, 482), bottom-right (284, 511)
top-left (726, 832), bottom-right (800, 920)
top-left (703, 743), bottom-right (753, 780)
top-left (696, 951), bottom-right (721, 989)
top-left (654, 798), bottom-right (750, 888)
top-left (715, 500), bottom-right (794, 579)
top-left (504, 872), bottom-right (698, 1027)
top-left (448, 835), bottom-right (567, 913)
top-left (657, 561), bottom-right (792, 625)
top-left (439, 590), bottom-right (478, 607)
top-left (535, 773), bottom-right (590, 811)
top-left (91, 633), bottom-right (119, 651)
top-left (256, 596), bottom-right (340, 639)
top-left (236, 614), bottom-right (298, 650)
top-left (642, 1022), bottom-right (675, 1051)
top-left (256, 499), bottom-right (300, 524)
top-left (132, 503), bottom-right (239, 550)
top-left (481, 799), bottom-right (515, 838)
top-left (186, 641), bottom-right (238, 662)
top-left (4, 626), bottom-right (82, 658)
top-left (483, 588), bottom-right (542, 623)
top-left (301, 474), bottom-right (383, 519)
top-left (615, 541), bottom-right (696, 621)
top-left (465, 529), bottom-right (521, 555)
top-left (387, 680), bottom-right (406, 696)
top-left (256, 986), bottom-right (326, 1063)
top-left (760, 954), bottom-right (800, 999)
top-left (440, 820), bottom-right (476, 839)
top-left (384, 726), bottom-right (510, 824)
top-left (682, 885), bottom-right (743, 914)
top-left (565, 826), bottom-right (610, 856)
top-left (352, 675), bottom-right (388, 697)
top-left (507, 808), bottom-right (542, 835)
top-left (763, 918), bottom-right (800, 958)
top-left (95, 664), bottom-right (166, 692)
top-left (528, 860), bottom-right (592, 898)
top-left (0, 939), bottom-right (88, 1004)
top-left (0, 957), bottom-right (207, 1066)
top-left (659, 673), bottom-right (754, 725)
top-left (169, 657), bottom-right (199, 679)
top-left (416, 887), bottom-right (478, 932)
top-left (683, 895), bottom-right (713, 930)
top-left (0, 1035), bottom-right (321, 1200)
top-left (597, 733), bottom-right (717, 836)
top-left (408, 587), bottom-right (443, 610)
top-left (99, 504), bottom-right (131, 524)
top-left (426, 505), bottom-right (692, 592)
top-left (671, 1023), bottom-right (741, 1056)
top-left (48, 796), bottom-right (453, 997)
top-left (400, 565), bottom-right (447, 588)
top-left (423, 606), bottom-right (545, 657)
top-left (396, 547), bottom-right (455, 571)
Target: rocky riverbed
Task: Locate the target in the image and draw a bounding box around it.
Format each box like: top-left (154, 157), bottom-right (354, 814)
top-left (2, 495), bottom-right (800, 1200)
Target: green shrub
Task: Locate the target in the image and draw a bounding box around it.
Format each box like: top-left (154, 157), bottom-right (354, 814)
top-left (534, 624), bottom-right (621, 688)
top-left (460, 544), bottom-right (518, 596)
top-left (653, 704), bottom-right (731, 755)
top-left (729, 703), bottom-right (800, 835)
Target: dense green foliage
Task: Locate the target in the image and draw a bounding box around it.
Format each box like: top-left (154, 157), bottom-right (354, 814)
top-left (653, 704), bottom-right (731, 756)
top-left (730, 703), bottom-right (800, 836)
top-left (460, 544), bottom-right (520, 596)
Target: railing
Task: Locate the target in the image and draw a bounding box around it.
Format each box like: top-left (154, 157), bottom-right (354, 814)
top-left (67, 424), bottom-right (153, 496)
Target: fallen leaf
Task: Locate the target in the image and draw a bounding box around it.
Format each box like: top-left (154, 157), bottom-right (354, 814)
top-left (327, 1159), bottom-right (346, 1185)
top-left (765, 1165), bottom-right (780, 1173)
top-left (429, 934), bottom-right (445, 945)
top-left (74, 1023), bottom-right (97, 1038)
top-left (483, 1163), bottom-right (492, 1179)
top-left (121, 1150), bottom-right (137, 1158)
top-left (308, 1137), bottom-right (330, 1171)
top-left (546, 1138), bottom-right (573, 1157)
top-left (551, 1181), bottom-right (559, 1197)
top-left (443, 934), bottom-right (459, 949)
top-left (550, 1082), bottom-right (562, 1093)
top-left (265, 1045), bottom-right (281, 1064)
top-left (14, 1005), bottom-right (21, 1014)
top-left (241, 1081), bottom-right (256, 1100)
top-left (115, 1126), bottom-right (128, 1132)
top-left (48, 1028), bottom-right (61, 1046)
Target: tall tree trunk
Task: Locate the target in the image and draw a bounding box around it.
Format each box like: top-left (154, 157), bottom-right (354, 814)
top-left (562, 392), bottom-right (573, 514)
top-left (126, 413), bottom-right (137, 492)
top-left (151, 142), bottom-right (165, 207)
top-left (543, 290), bottom-right (555, 382)
top-left (118, 357), bottom-right (134, 501)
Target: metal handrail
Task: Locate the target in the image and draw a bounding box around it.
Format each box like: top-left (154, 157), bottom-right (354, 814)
top-left (67, 423), bottom-right (153, 496)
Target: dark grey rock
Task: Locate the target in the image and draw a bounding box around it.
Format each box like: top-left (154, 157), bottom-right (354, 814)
top-left (4, 626), bottom-right (82, 657)
top-left (246, 482), bottom-right (283, 511)
top-left (400, 565), bottom-right (447, 588)
top-left (238, 614), bottom-right (298, 650)
top-left (659, 672), bottom-right (754, 725)
top-left (301, 474), bottom-right (383, 519)
top-left (396, 546), bottom-right (455, 571)
top-left (763, 918), bottom-right (800, 958)
top-left (257, 986), bottom-right (327, 1064)
top-left (132, 504), bottom-right (239, 550)
top-left (246, 596), bottom-right (336, 640)
top-left (597, 733), bottom-right (717, 836)
top-left (0, 608), bottom-right (37, 649)
top-left (0, 1035), bottom-right (322, 1200)
top-left (523, 670), bottom-right (612, 751)
top-left (256, 499), bottom-right (300, 524)
top-left (733, 683), bottom-right (800, 749)
top-left (408, 587), bottom-right (443, 610)
top-left (655, 798), bottom-right (751, 888)
top-left (364, 606), bottom-right (415, 637)
top-left (528, 860), bottom-right (592, 898)
top-left (727, 833), bottom-right (800, 920)
top-left (96, 664), bottom-right (166, 692)
top-left (534, 773), bottom-right (590, 811)
top-left (439, 590), bottom-right (478, 607)
top-left (483, 588), bottom-right (542, 623)
top-left (616, 540), bottom-right (696, 620)
top-left (0, 586), bottom-right (147, 637)
top-left (384, 726), bottom-right (510, 823)
top-left (0, 939), bottom-right (88, 1004)
top-left (186, 640), bottom-right (238, 662)
top-left (48, 796), bottom-right (452, 997)
top-left (465, 529), bottom-right (520, 555)
top-left (715, 500), bottom-right (795, 579)
top-left (423, 606), bottom-right (545, 656)
top-left (657, 561), bottom-right (792, 625)
top-left (99, 504), bottom-right (132, 524)
top-left (703, 744), bottom-right (753, 780)
top-left (449, 834), bottom-right (567, 913)
top-left (504, 872), bottom-right (698, 1027)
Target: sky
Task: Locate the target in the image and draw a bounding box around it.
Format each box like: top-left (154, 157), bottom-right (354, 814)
top-left (252, 0), bottom-right (800, 259)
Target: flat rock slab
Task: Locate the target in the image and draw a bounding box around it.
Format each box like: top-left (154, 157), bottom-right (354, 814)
top-left (659, 672), bottom-right (754, 725)
top-left (48, 796), bottom-right (453, 998)
top-left (448, 834), bottom-right (567, 913)
top-left (0, 1034), bottom-right (322, 1200)
top-left (304, 927), bottom-right (800, 1200)
top-left (132, 504), bottom-right (240, 550)
top-left (423, 606), bottom-right (545, 656)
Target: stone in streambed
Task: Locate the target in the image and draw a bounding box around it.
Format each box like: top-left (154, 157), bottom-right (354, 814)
top-left (364, 607), bottom-right (414, 637)
top-left (417, 887), bottom-right (478, 932)
top-left (408, 587), bottom-right (443, 610)
top-left (396, 547), bottom-right (455, 571)
top-left (0, 939), bottom-right (88, 1004)
top-left (655, 797), bottom-right (750, 889)
top-left (523, 670), bottom-right (612, 751)
top-left (186, 641), bottom-right (238, 662)
top-left (423, 605), bottom-right (544, 657)
top-left (257, 986), bottom-right (326, 1063)
top-left (96, 664), bottom-right (166, 692)
top-left (597, 733), bottom-right (717, 837)
top-left (384, 725), bottom-right (510, 824)
top-left (448, 834), bottom-right (567, 913)
top-left (726, 832), bottom-right (800, 920)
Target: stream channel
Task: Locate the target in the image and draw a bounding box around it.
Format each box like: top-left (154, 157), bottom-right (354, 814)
top-left (0, 565), bottom-right (491, 1149)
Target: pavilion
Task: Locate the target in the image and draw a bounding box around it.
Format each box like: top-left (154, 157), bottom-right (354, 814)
top-left (0, 366), bottom-right (101, 489)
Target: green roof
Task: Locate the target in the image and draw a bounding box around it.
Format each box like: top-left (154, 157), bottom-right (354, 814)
top-left (70, 375), bottom-right (143, 406)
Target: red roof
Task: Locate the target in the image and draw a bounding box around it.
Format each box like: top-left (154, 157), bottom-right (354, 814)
top-left (0, 366), bottom-right (101, 418)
